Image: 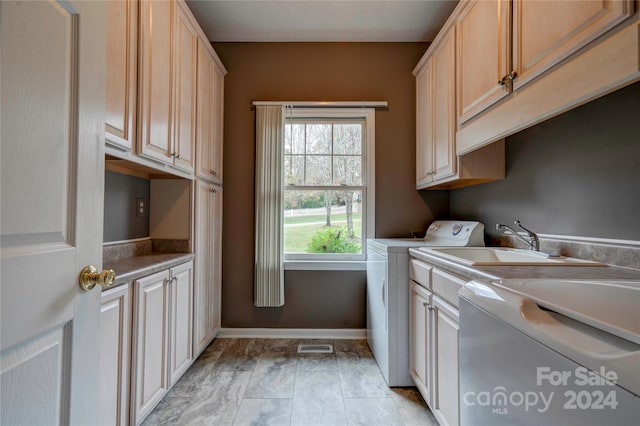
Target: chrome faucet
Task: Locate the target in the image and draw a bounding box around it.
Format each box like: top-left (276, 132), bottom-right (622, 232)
top-left (496, 220), bottom-right (540, 251)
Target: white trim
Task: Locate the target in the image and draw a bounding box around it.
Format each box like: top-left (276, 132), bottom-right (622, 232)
top-left (217, 328), bottom-right (366, 339)
top-left (103, 237), bottom-right (151, 246)
top-left (253, 101), bottom-right (387, 108)
top-left (537, 233), bottom-right (640, 248)
top-left (284, 261), bottom-right (366, 271)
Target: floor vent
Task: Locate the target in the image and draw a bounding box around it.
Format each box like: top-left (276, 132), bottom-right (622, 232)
top-left (297, 344), bottom-right (333, 354)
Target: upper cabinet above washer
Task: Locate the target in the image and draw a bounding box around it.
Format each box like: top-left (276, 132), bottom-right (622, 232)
top-left (456, 0), bottom-right (634, 127)
top-left (511, 0), bottom-right (634, 91)
top-left (452, 0), bottom-right (638, 154)
top-left (456, 0), bottom-right (511, 126)
top-left (414, 21), bottom-right (505, 190)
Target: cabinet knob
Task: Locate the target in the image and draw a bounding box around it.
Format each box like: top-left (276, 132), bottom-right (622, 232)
top-left (79, 266), bottom-right (115, 291)
top-left (210, 170), bottom-right (217, 176)
top-left (210, 187), bottom-right (217, 193)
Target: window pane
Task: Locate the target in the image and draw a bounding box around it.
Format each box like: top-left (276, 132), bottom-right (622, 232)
top-left (305, 155), bottom-right (332, 185)
top-left (334, 124), bottom-right (362, 155)
top-left (291, 124), bottom-right (305, 154)
top-left (285, 155), bottom-right (304, 185)
top-left (306, 124), bottom-right (331, 154)
top-left (333, 156), bottom-right (362, 185)
top-left (285, 124), bottom-right (305, 154)
top-left (284, 190), bottom-right (363, 255)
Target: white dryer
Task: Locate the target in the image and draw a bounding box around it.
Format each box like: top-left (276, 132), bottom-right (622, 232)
top-left (366, 220), bottom-right (484, 386)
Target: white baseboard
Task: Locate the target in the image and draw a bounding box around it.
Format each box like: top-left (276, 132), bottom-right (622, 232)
top-left (217, 328), bottom-right (366, 339)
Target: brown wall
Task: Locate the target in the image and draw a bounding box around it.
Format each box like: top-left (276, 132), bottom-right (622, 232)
top-left (213, 42), bottom-right (448, 328)
top-left (103, 171), bottom-right (150, 242)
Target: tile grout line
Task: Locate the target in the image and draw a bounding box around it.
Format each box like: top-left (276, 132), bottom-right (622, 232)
top-left (288, 350), bottom-right (298, 426)
top-left (335, 345), bottom-right (350, 426)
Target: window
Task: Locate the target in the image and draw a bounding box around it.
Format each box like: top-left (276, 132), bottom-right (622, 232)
top-left (283, 108), bottom-right (375, 266)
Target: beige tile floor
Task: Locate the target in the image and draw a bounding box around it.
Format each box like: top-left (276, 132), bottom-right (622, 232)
top-left (143, 338), bottom-right (438, 426)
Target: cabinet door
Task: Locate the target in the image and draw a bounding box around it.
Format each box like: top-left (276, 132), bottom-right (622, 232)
top-left (210, 185), bottom-right (223, 335)
top-left (512, 0), bottom-right (633, 90)
top-left (193, 180), bottom-right (213, 355)
top-left (169, 261), bottom-right (194, 385)
top-left (456, 0), bottom-right (511, 124)
top-left (172, 2), bottom-right (197, 172)
top-left (138, 0), bottom-right (174, 165)
top-left (132, 270), bottom-right (169, 425)
top-left (105, 0), bottom-right (137, 151)
top-left (432, 26), bottom-right (457, 181)
top-left (415, 58), bottom-right (434, 189)
top-left (195, 41), bottom-right (214, 181)
top-left (210, 64), bottom-right (225, 184)
top-left (409, 282), bottom-right (433, 406)
top-left (433, 296), bottom-right (460, 426)
top-left (99, 285), bottom-right (131, 426)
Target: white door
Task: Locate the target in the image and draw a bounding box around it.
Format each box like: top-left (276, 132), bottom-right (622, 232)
top-left (1, 1), bottom-right (106, 424)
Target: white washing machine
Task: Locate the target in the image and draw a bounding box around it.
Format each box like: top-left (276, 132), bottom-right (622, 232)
top-left (366, 220), bottom-right (485, 386)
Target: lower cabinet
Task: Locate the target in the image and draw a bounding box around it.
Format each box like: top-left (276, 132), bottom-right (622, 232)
top-left (130, 260), bottom-right (194, 425)
top-left (99, 284), bottom-right (131, 426)
top-left (168, 261), bottom-right (194, 385)
top-left (433, 295), bottom-right (460, 426)
top-left (131, 269), bottom-right (170, 425)
top-left (409, 260), bottom-right (463, 426)
top-left (409, 281), bottom-right (433, 404)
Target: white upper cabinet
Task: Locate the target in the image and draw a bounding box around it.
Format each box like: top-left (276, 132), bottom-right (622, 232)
top-left (415, 26), bottom-right (459, 189)
top-left (196, 41), bottom-right (214, 181)
top-left (456, 0), bottom-right (511, 125)
top-left (211, 64), bottom-right (225, 184)
top-left (414, 23), bottom-right (505, 191)
top-left (454, 0), bottom-right (636, 154)
top-left (106, 0), bottom-right (138, 151)
top-left (511, 0), bottom-right (634, 90)
top-left (415, 58), bottom-right (434, 188)
top-left (107, 0), bottom-right (226, 179)
top-left (196, 39), bottom-right (226, 184)
top-left (138, 0), bottom-right (175, 165)
top-left (432, 27), bottom-right (457, 182)
top-left (172, 1), bottom-right (198, 173)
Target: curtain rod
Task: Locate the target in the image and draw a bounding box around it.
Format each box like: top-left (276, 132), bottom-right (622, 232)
top-left (251, 101), bottom-right (387, 108)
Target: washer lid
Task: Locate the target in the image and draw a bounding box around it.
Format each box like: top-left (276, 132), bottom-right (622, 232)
top-left (490, 278), bottom-right (640, 345)
top-left (461, 280), bottom-right (640, 397)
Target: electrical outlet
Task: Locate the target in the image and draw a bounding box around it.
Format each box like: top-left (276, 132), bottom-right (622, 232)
top-left (136, 198), bottom-right (145, 217)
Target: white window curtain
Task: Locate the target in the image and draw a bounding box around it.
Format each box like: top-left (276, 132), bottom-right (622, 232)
top-left (254, 105), bottom-right (285, 307)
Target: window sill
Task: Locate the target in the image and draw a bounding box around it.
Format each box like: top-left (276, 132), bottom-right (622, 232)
top-left (284, 261), bottom-right (366, 271)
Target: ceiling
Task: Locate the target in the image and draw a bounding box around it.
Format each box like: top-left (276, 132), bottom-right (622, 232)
top-left (186, 0), bottom-right (459, 42)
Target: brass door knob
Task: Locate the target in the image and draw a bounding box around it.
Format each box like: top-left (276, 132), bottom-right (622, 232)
top-left (79, 266), bottom-right (116, 291)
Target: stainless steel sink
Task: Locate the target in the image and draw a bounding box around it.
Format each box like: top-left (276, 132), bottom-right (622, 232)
top-left (419, 247), bottom-right (606, 266)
